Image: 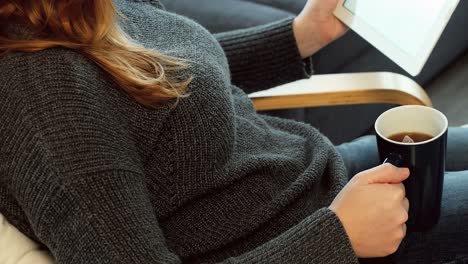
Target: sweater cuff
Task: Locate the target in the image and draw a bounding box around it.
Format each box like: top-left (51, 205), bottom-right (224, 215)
top-left (216, 17), bottom-right (313, 94)
top-left (232, 208), bottom-right (359, 263)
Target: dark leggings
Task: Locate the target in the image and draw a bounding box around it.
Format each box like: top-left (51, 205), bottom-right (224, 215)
top-left (337, 127), bottom-right (468, 263)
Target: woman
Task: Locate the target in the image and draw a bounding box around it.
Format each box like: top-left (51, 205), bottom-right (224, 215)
top-left (0, 0), bottom-right (467, 263)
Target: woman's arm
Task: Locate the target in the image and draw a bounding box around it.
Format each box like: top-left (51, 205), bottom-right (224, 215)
top-left (214, 0), bottom-right (347, 94)
top-left (1, 207), bottom-right (358, 264)
top-left (215, 17), bottom-right (311, 94)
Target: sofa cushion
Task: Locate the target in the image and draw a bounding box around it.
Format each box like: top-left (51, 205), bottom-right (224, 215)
top-left (0, 214), bottom-right (54, 264)
top-left (161, 0), bottom-right (293, 32)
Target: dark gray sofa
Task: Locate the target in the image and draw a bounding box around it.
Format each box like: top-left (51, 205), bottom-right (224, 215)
top-left (160, 0), bottom-right (468, 143)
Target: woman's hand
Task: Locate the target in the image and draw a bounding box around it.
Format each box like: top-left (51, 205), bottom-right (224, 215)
top-left (329, 164), bottom-right (410, 258)
top-left (293, 0), bottom-right (348, 58)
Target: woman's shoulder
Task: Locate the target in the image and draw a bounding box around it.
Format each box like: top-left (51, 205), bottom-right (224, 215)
top-left (1, 47), bottom-right (105, 84)
top-left (0, 47), bottom-right (170, 133)
top-left (0, 48), bottom-right (121, 106)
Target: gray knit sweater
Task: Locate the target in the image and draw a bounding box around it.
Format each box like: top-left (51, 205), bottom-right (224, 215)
top-left (0, 0), bottom-right (358, 263)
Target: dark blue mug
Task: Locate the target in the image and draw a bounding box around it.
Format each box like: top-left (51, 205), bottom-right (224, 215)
top-left (375, 106), bottom-right (448, 232)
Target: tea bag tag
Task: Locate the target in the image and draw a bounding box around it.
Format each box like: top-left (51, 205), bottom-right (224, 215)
top-left (403, 135), bottom-right (415, 143)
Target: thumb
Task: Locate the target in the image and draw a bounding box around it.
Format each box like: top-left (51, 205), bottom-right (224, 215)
top-left (359, 164), bottom-right (410, 184)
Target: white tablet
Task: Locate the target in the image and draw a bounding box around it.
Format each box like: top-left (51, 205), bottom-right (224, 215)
top-left (334, 0), bottom-right (460, 76)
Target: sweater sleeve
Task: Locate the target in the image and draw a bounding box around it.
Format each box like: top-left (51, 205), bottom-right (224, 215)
top-left (0, 53), bottom-right (356, 264)
top-left (214, 17), bottom-right (313, 94)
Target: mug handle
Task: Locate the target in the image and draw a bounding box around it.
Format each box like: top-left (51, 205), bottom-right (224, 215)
top-left (383, 153), bottom-right (403, 167)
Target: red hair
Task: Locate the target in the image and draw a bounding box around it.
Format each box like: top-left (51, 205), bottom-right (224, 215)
top-left (0, 0), bottom-right (190, 107)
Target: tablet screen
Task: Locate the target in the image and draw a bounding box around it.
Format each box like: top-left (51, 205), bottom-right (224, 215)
top-left (343, 0), bottom-right (447, 56)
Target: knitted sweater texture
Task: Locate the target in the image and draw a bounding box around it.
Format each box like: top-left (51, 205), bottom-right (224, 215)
top-left (0, 0), bottom-right (358, 263)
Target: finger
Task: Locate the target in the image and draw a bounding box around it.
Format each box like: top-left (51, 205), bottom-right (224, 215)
top-left (387, 183), bottom-right (406, 200)
top-left (358, 164), bottom-right (410, 184)
top-left (403, 198), bottom-right (410, 212)
top-left (336, 19), bottom-right (349, 32)
top-left (399, 183), bottom-right (406, 197)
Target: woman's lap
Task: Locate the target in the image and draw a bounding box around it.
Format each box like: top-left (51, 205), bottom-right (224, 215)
top-left (396, 170), bottom-right (468, 263)
top-left (336, 127), bottom-right (468, 263)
